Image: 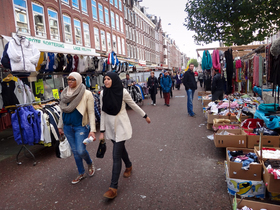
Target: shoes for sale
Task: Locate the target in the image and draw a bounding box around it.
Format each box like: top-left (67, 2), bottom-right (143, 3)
top-left (88, 163), bottom-right (95, 177)
top-left (103, 188), bottom-right (118, 199)
top-left (123, 166), bottom-right (132, 178)
top-left (71, 174), bottom-right (86, 184)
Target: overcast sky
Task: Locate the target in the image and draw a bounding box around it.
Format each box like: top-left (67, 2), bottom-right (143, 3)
top-left (140, 0), bottom-right (219, 59)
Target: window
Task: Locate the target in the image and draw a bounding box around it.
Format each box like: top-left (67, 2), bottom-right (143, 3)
top-left (114, 0), bottom-right (118, 8)
top-left (124, 6), bottom-right (127, 19)
top-left (81, 0), bottom-right (87, 13)
top-left (112, 35), bottom-right (117, 52)
top-left (111, 11), bottom-right (115, 28)
top-left (119, 0), bottom-right (122, 11)
top-left (131, 11), bottom-right (133, 24)
top-left (135, 31), bottom-right (138, 43)
top-left (48, 9), bottom-right (59, 40)
top-left (92, 0), bottom-right (97, 20)
top-left (94, 27), bottom-right (100, 50)
top-left (115, 14), bottom-right (119, 31)
top-left (121, 38), bottom-right (125, 55)
top-left (97, 3), bottom-right (103, 23)
top-left (83, 22), bottom-right (90, 47)
top-left (13, 0), bottom-right (29, 34)
top-left (101, 30), bottom-right (106, 51)
top-left (125, 25), bottom-right (128, 38)
top-left (117, 36), bottom-right (121, 54)
top-left (105, 7), bottom-right (109, 26)
top-left (129, 27), bottom-right (131, 40)
top-left (132, 29), bottom-right (134, 41)
top-left (127, 9), bottom-right (130, 22)
top-left (110, 0), bottom-right (113, 5)
top-left (127, 44), bottom-right (130, 58)
top-left (63, 15), bottom-right (72, 43)
top-left (120, 17), bottom-right (123, 33)
top-left (32, 3), bottom-right (46, 37)
top-left (107, 32), bottom-right (111, 51)
top-left (72, 0), bottom-right (79, 8)
top-left (62, 0), bottom-right (69, 3)
top-left (135, 15), bottom-right (137, 27)
top-left (74, 19), bottom-right (82, 45)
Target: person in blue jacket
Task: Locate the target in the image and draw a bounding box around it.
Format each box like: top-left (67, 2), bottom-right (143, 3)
top-left (160, 70), bottom-right (172, 107)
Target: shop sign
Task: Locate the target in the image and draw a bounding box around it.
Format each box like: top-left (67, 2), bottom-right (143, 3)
top-left (34, 79), bottom-right (44, 94)
top-left (139, 60), bottom-right (146, 66)
top-left (52, 89), bottom-right (60, 99)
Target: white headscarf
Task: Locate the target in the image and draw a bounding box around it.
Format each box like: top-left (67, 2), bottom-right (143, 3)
top-left (67, 72), bottom-right (82, 96)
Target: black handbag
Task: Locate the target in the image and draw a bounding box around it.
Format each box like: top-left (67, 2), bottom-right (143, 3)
top-left (96, 139), bottom-right (106, 158)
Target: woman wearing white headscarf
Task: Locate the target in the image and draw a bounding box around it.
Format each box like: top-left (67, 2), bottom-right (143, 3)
top-left (58, 72), bottom-right (96, 184)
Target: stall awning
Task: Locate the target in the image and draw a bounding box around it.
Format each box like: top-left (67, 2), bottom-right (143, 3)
top-left (1, 35), bottom-right (100, 57)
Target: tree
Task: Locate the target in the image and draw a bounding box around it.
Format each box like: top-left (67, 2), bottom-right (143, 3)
top-left (184, 0), bottom-right (280, 45)
top-left (188, 58), bottom-right (198, 67)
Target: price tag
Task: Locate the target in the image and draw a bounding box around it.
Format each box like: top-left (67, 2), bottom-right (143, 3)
top-left (52, 89), bottom-right (60, 99)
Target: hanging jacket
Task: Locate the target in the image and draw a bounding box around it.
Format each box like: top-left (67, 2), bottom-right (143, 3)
top-left (14, 79), bottom-right (27, 104)
top-left (7, 35), bottom-right (40, 72)
top-left (87, 56), bottom-right (94, 71)
top-left (72, 55), bottom-right (79, 72)
top-left (16, 107), bottom-right (35, 145)
top-left (45, 52), bottom-right (55, 72)
top-left (54, 53), bottom-right (66, 72)
top-left (77, 55), bottom-right (87, 73)
top-left (36, 52), bottom-right (46, 71)
top-left (1, 80), bottom-right (20, 106)
top-left (27, 106), bottom-right (41, 144)
top-left (93, 56), bottom-right (99, 70)
top-left (212, 73), bottom-right (224, 94)
top-left (65, 54), bottom-right (73, 72)
top-left (97, 58), bottom-right (104, 72)
top-left (1, 42), bottom-right (11, 69)
top-left (201, 50), bottom-right (212, 70)
top-left (212, 49), bottom-right (220, 72)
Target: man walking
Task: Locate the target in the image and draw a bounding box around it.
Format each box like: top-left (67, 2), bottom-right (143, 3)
top-left (160, 70), bottom-right (172, 107)
top-left (212, 69), bottom-right (224, 101)
top-left (147, 71), bottom-right (158, 106)
top-left (183, 63), bottom-right (197, 117)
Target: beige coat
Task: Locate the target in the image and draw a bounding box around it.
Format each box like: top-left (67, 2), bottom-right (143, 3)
top-left (58, 90), bottom-right (96, 132)
top-left (100, 88), bottom-right (146, 142)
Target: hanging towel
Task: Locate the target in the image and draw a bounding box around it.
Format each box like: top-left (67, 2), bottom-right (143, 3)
top-left (212, 49), bottom-right (220, 72)
top-left (253, 55), bottom-right (259, 86)
top-left (202, 50), bottom-right (212, 70)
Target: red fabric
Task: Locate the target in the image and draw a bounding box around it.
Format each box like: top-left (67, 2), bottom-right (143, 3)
top-left (212, 49), bottom-right (220, 72)
top-left (194, 72), bottom-right (198, 76)
top-left (253, 55), bottom-right (259, 86)
top-left (163, 93), bottom-right (170, 105)
top-left (241, 118), bottom-right (264, 129)
top-left (72, 55), bottom-right (79, 72)
top-left (244, 130), bottom-right (256, 135)
top-left (262, 148), bottom-right (276, 151)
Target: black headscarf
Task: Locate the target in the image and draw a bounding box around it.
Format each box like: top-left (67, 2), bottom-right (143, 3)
top-left (102, 72), bottom-right (124, 115)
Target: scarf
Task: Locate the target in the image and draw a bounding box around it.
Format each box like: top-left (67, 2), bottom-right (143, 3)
top-left (102, 72), bottom-right (123, 116)
top-left (60, 72), bottom-right (86, 113)
top-left (201, 50), bottom-right (212, 70)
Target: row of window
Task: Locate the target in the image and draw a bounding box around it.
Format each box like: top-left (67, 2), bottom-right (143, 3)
top-left (62, 0), bottom-right (123, 14)
top-left (127, 45), bottom-right (159, 64)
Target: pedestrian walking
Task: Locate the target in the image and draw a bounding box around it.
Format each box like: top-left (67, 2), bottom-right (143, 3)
top-left (175, 72), bottom-right (182, 90)
top-left (158, 73), bottom-right (163, 98)
top-left (212, 69), bottom-right (224, 101)
top-left (147, 71), bottom-right (158, 106)
top-left (198, 70), bottom-right (204, 88)
top-left (182, 63), bottom-right (197, 117)
top-left (160, 70), bottom-right (172, 107)
top-left (168, 72), bottom-right (173, 98)
top-left (58, 72), bottom-right (96, 184)
top-left (99, 72), bottom-right (151, 199)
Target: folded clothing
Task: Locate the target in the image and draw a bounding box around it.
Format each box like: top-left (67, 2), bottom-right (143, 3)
top-left (253, 128), bottom-right (279, 136)
top-left (258, 149), bottom-right (280, 160)
top-left (228, 150), bottom-right (258, 168)
top-left (264, 159), bottom-right (280, 180)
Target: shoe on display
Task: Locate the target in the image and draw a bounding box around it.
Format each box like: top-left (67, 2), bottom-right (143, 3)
top-left (71, 174), bottom-right (86, 184)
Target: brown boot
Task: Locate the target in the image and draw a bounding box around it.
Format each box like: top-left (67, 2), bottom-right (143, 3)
top-left (103, 187), bottom-right (117, 199)
top-left (123, 166), bottom-right (132, 178)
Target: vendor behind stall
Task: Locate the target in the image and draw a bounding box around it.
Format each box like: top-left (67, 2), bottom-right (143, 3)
top-left (212, 69), bottom-right (224, 101)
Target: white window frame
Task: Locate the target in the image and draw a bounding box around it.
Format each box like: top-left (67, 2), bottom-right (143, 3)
top-left (124, 6), bottom-right (127, 19)
top-left (94, 27), bottom-right (100, 50)
top-left (125, 25), bottom-right (128, 38)
top-left (115, 14), bottom-right (119, 31)
top-left (127, 44), bottom-right (130, 58)
top-left (107, 32), bottom-right (111, 51)
top-left (114, 0), bottom-right (118, 8)
top-left (92, 0), bottom-right (98, 20)
top-left (119, 0), bottom-right (122, 11)
top-left (120, 17), bottom-right (123, 33)
top-left (101, 30), bottom-right (106, 51)
top-left (83, 22), bottom-right (91, 47)
top-left (117, 36), bottom-right (121, 54)
top-left (105, 7), bottom-right (110, 26)
top-left (62, 0), bottom-right (69, 3)
top-left (110, 0), bottom-right (113, 5)
top-left (74, 19), bottom-right (82, 45)
top-left (81, 0), bottom-right (88, 13)
top-left (121, 38), bottom-right (125, 55)
top-left (63, 15), bottom-right (72, 43)
top-left (13, 0), bottom-right (30, 34)
top-left (112, 34), bottom-right (117, 52)
top-left (111, 11), bottom-right (115, 28)
top-left (48, 9), bottom-right (60, 41)
top-left (98, 3), bottom-right (104, 23)
top-left (72, 0), bottom-right (79, 9)
top-left (32, 2), bottom-right (46, 37)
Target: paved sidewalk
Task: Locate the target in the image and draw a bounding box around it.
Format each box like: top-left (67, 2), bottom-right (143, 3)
top-left (0, 85), bottom-right (231, 210)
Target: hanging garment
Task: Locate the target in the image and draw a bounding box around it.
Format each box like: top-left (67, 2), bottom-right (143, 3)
top-left (45, 108), bottom-right (59, 141)
top-left (259, 55), bottom-right (263, 87)
top-left (24, 84), bottom-right (35, 103)
top-left (24, 106), bottom-right (40, 144)
top-left (212, 49), bottom-right (220, 72)
top-left (7, 35), bottom-right (40, 72)
top-left (36, 52), bottom-right (46, 71)
top-left (107, 51), bottom-right (119, 69)
top-left (202, 50), bottom-right (212, 70)
top-left (224, 49), bottom-right (234, 94)
top-left (97, 58), bottom-right (104, 73)
top-left (43, 112), bottom-right (53, 145)
top-left (65, 54), bottom-right (73, 72)
top-left (1, 42), bottom-right (11, 69)
top-left (77, 55), bottom-right (86, 73)
top-left (93, 56), bottom-right (99, 70)
top-left (72, 55), bottom-right (79, 72)
top-left (14, 79), bottom-right (27, 104)
top-left (45, 52), bottom-right (55, 72)
top-left (37, 109), bottom-right (52, 146)
top-left (97, 75), bottom-right (104, 87)
top-left (0, 84), bottom-right (3, 109)
top-left (54, 53), bottom-right (66, 72)
top-left (85, 76), bottom-right (91, 88)
top-left (253, 55), bottom-right (259, 86)
top-left (91, 76), bottom-right (97, 88)
top-left (1, 80), bottom-right (20, 106)
top-left (235, 60), bottom-right (242, 82)
top-left (87, 56), bottom-right (94, 71)
top-left (266, 44), bottom-right (272, 82)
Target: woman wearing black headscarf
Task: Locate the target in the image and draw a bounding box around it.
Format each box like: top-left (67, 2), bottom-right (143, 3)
top-left (99, 72), bottom-right (151, 199)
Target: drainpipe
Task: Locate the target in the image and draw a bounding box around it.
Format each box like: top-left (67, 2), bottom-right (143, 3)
top-left (58, 0), bottom-right (65, 42)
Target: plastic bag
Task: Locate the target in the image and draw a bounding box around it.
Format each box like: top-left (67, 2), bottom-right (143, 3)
top-left (59, 136), bottom-right (72, 158)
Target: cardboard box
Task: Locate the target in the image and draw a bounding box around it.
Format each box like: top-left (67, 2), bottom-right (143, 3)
top-left (197, 91), bottom-right (211, 96)
top-left (254, 147), bottom-right (280, 161)
top-left (207, 113), bottom-right (230, 124)
top-left (236, 198), bottom-right (280, 210)
top-left (268, 192), bottom-right (280, 201)
top-left (206, 123), bottom-right (213, 130)
top-left (246, 134), bottom-right (279, 149)
top-left (214, 129), bottom-right (247, 148)
top-left (202, 98), bottom-right (212, 106)
top-left (225, 161), bottom-right (265, 198)
top-left (226, 147), bottom-right (263, 181)
top-left (262, 161), bottom-right (280, 193)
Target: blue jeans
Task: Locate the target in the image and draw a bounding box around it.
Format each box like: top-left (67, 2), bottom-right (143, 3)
top-left (186, 89), bottom-right (195, 116)
top-left (63, 125), bottom-right (92, 175)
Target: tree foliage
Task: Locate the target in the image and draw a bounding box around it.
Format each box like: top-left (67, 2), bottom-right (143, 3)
top-left (188, 58), bottom-right (198, 67)
top-left (184, 0), bottom-right (280, 45)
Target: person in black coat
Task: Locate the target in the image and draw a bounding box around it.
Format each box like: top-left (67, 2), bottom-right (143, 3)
top-left (147, 71), bottom-right (158, 105)
top-left (212, 69), bottom-right (224, 101)
top-left (158, 73), bottom-right (163, 98)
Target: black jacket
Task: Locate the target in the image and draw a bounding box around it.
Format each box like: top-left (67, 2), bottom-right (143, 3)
top-left (211, 73), bottom-right (224, 93)
top-left (183, 69), bottom-right (197, 90)
top-left (147, 76), bottom-right (158, 94)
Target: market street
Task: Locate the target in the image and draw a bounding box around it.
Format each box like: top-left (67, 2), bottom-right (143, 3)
top-left (0, 85), bottom-right (231, 210)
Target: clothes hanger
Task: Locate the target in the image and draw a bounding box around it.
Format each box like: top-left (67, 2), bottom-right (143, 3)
top-left (2, 74), bottom-right (18, 82)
